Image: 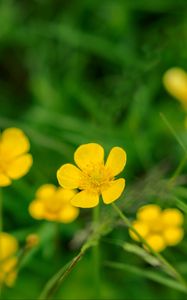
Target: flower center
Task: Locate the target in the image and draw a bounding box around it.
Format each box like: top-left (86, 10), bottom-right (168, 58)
top-left (149, 219), bottom-right (163, 233)
top-left (79, 164), bottom-right (113, 193)
top-left (45, 198), bottom-right (63, 214)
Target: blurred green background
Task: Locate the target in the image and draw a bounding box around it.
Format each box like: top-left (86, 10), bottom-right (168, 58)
top-left (1, 0), bottom-right (187, 299)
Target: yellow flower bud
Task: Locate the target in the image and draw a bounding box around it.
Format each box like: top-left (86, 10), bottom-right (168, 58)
top-left (163, 67), bottom-right (187, 109)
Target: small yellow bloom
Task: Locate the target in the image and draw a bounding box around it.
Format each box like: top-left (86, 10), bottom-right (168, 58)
top-left (129, 204), bottom-right (184, 252)
top-left (0, 232), bottom-right (18, 287)
top-left (0, 128), bottom-right (33, 187)
top-left (163, 67), bottom-right (187, 109)
top-left (29, 184), bottom-right (79, 223)
top-left (57, 143), bottom-right (126, 208)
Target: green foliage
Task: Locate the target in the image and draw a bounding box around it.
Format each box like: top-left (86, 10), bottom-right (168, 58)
top-left (1, 0), bottom-right (187, 299)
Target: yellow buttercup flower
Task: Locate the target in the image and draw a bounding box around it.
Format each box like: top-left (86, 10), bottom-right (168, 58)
top-left (29, 184), bottom-right (79, 223)
top-left (163, 67), bottom-right (187, 109)
top-left (0, 232), bottom-right (18, 287)
top-left (57, 143), bottom-right (126, 208)
top-left (0, 128), bottom-right (33, 187)
top-left (129, 204), bottom-right (184, 252)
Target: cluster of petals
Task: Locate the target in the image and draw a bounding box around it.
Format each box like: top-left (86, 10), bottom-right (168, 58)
top-left (163, 67), bottom-right (187, 109)
top-left (0, 128), bottom-right (33, 187)
top-left (57, 143), bottom-right (127, 208)
top-left (29, 184), bottom-right (79, 223)
top-left (129, 204), bottom-right (184, 252)
top-left (0, 232), bottom-right (18, 286)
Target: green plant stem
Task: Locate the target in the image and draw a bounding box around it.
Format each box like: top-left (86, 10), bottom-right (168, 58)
top-left (170, 153), bottom-right (187, 182)
top-left (105, 261), bottom-right (187, 294)
top-left (160, 112), bottom-right (187, 181)
top-left (112, 203), bottom-right (187, 288)
top-left (92, 205), bottom-right (101, 299)
top-left (160, 113), bottom-right (187, 153)
top-left (39, 251), bottom-right (84, 300)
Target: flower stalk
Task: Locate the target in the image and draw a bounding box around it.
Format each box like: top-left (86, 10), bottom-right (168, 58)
top-left (92, 205), bottom-right (101, 299)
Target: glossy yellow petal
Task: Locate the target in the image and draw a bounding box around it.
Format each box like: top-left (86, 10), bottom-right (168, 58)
top-left (58, 206), bottom-right (79, 223)
top-left (0, 128), bottom-right (30, 159)
top-left (36, 184), bottom-right (56, 199)
top-left (102, 178), bottom-right (125, 204)
top-left (56, 188), bottom-right (76, 203)
top-left (74, 143), bottom-right (104, 171)
top-left (71, 190), bottom-right (99, 208)
top-left (1, 257), bottom-right (17, 287)
top-left (129, 221), bottom-right (149, 242)
top-left (6, 154), bottom-right (33, 179)
top-left (163, 227), bottom-right (184, 246)
top-left (57, 163), bottom-right (82, 189)
top-left (105, 147), bottom-right (126, 176)
top-left (0, 173), bottom-right (11, 187)
top-left (29, 201), bottom-right (44, 220)
top-left (163, 68), bottom-right (187, 107)
top-left (162, 209), bottom-right (184, 226)
top-left (137, 204), bottom-right (161, 223)
top-left (146, 234), bottom-right (166, 252)
top-left (0, 233), bottom-right (18, 260)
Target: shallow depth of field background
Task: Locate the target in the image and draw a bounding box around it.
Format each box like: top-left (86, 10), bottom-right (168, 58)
top-left (1, 0), bottom-right (187, 299)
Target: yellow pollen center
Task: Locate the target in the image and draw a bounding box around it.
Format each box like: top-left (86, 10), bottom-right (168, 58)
top-left (44, 198), bottom-right (63, 214)
top-left (79, 164), bottom-right (113, 193)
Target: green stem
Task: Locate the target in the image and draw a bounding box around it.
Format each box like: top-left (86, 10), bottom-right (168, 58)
top-left (39, 251), bottom-right (84, 300)
top-left (105, 261), bottom-right (187, 293)
top-left (92, 205), bottom-right (101, 299)
top-left (170, 153), bottom-right (187, 182)
top-left (160, 112), bottom-right (187, 181)
top-left (112, 203), bottom-right (187, 288)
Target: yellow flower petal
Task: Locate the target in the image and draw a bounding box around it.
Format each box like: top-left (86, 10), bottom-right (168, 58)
top-left (36, 184), bottom-right (56, 199)
top-left (0, 173), bottom-right (11, 187)
top-left (57, 163), bottom-right (82, 189)
top-left (0, 128), bottom-right (30, 159)
top-left (71, 190), bottom-right (99, 208)
top-left (137, 204), bottom-right (161, 223)
top-left (129, 221), bottom-right (149, 242)
top-left (29, 201), bottom-right (44, 219)
top-left (56, 188), bottom-right (76, 203)
top-left (163, 68), bottom-right (187, 107)
top-left (74, 143), bottom-right (104, 171)
top-left (102, 178), bottom-right (125, 204)
top-left (6, 154), bottom-right (33, 179)
top-left (0, 233), bottom-right (18, 260)
top-left (162, 209), bottom-right (184, 226)
top-left (146, 234), bottom-right (166, 252)
top-left (105, 147), bottom-right (127, 176)
top-left (1, 257), bottom-right (18, 287)
top-left (163, 227), bottom-right (184, 246)
top-left (58, 206), bottom-right (79, 223)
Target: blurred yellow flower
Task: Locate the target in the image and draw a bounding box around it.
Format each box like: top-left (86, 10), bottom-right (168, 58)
top-left (29, 184), bottom-right (79, 223)
top-left (163, 67), bottom-right (187, 109)
top-left (0, 232), bottom-right (18, 287)
top-left (57, 143), bottom-right (126, 208)
top-left (129, 204), bottom-right (184, 252)
top-left (0, 128), bottom-right (33, 187)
